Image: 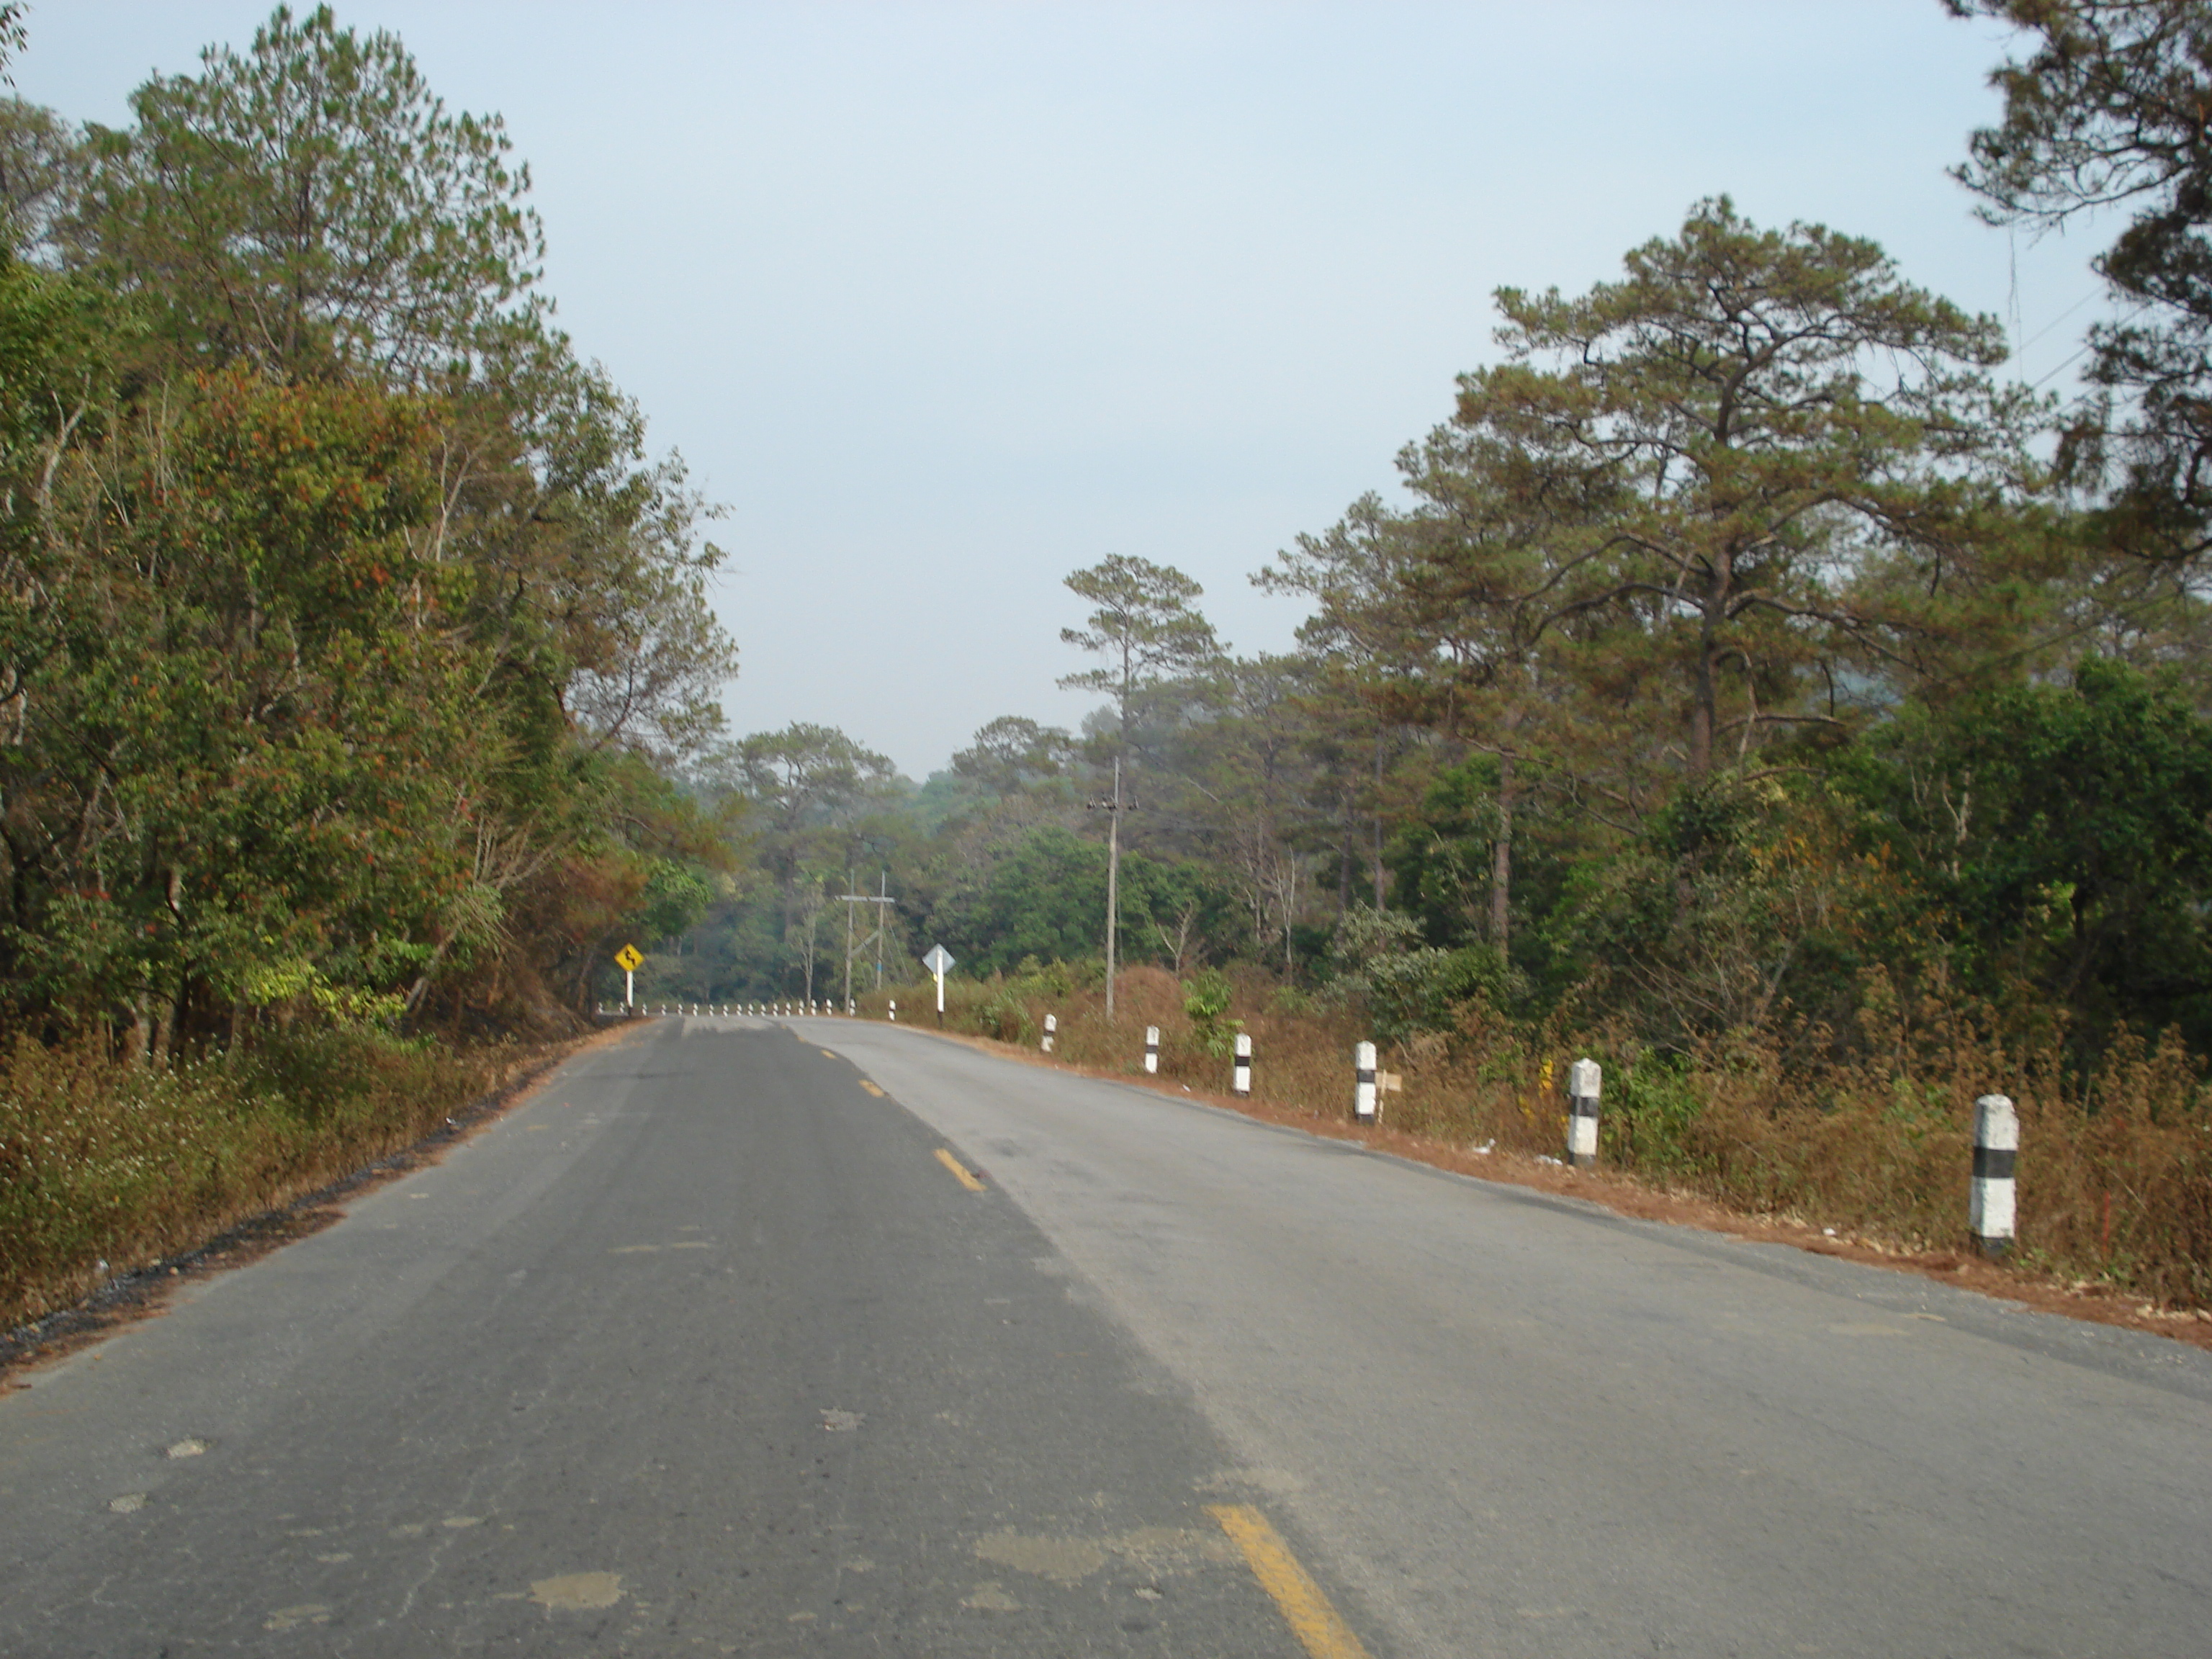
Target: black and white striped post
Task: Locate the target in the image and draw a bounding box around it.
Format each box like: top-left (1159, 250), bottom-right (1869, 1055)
top-left (1354, 1041), bottom-right (1377, 1123)
top-left (1042, 1014), bottom-right (1056, 1053)
top-left (1233, 1033), bottom-right (1251, 1097)
top-left (1971, 1093), bottom-right (2018, 1257)
top-left (1567, 1057), bottom-right (1602, 1168)
top-left (888, 999), bottom-right (897, 1022)
top-left (1144, 1026), bottom-right (1160, 1074)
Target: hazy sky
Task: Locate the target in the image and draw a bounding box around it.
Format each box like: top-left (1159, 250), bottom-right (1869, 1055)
top-left (16, 2), bottom-right (2104, 778)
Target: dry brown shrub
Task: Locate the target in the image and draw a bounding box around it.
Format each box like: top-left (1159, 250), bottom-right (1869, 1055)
top-left (0, 1030), bottom-right (512, 1330)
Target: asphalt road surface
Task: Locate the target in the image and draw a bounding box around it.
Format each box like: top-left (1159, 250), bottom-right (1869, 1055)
top-left (3, 1016), bottom-right (2209, 1657)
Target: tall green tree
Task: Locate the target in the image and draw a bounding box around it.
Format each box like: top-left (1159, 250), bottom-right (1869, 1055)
top-left (1058, 554), bottom-right (1221, 763)
top-left (1457, 197), bottom-right (2037, 780)
top-left (70, 2), bottom-right (542, 382)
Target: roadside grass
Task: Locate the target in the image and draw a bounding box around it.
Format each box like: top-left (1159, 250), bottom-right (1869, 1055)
top-left (861, 965), bottom-right (2212, 1312)
top-left (0, 1030), bottom-right (518, 1332)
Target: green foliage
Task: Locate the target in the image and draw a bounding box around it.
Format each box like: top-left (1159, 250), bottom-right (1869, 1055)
top-left (1182, 968), bottom-right (1241, 1058)
top-left (71, 1), bottom-right (545, 380)
top-left (0, 8), bottom-right (737, 1047)
top-left (1951, 1), bottom-right (2212, 558)
top-left (1326, 906), bottom-right (1521, 1043)
top-left (930, 825), bottom-right (1234, 978)
top-left (1605, 1052), bottom-right (1709, 1177)
top-left (1853, 656), bottom-right (2212, 1051)
top-left (639, 862), bottom-right (715, 945)
top-left (1057, 554), bottom-right (1221, 751)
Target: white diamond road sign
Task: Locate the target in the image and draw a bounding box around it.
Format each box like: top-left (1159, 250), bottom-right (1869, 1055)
top-left (922, 945), bottom-right (955, 976)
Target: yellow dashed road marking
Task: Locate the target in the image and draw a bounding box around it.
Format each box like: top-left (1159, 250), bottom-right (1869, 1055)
top-left (1206, 1503), bottom-right (1370, 1659)
top-left (934, 1148), bottom-right (986, 1192)
top-left (820, 1049), bottom-right (837, 1059)
top-left (859, 1080), bottom-right (885, 1097)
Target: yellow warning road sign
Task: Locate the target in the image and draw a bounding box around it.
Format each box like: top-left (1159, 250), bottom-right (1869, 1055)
top-left (613, 943), bottom-right (644, 973)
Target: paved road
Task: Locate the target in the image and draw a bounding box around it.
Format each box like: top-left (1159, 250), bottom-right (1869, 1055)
top-left (3, 1016), bottom-right (2210, 1657)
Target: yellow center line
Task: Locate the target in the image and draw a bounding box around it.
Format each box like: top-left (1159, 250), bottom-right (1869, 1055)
top-left (859, 1080), bottom-right (885, 1098)
top-left (1206, 1504), bottom-right (1370, 1659)
top-left (933, 1148), bottom-right (986, 1192)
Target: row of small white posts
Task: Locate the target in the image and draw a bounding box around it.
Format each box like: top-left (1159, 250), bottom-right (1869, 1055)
top-left (597, 1001), bottom-right (860, 1017)
top-left (1040, 1030), bottom-right (2023, 1260)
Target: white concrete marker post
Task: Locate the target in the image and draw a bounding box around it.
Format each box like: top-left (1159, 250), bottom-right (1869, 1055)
top-left (1567, 1057), bottom-right (1602, 1168)
top-left (1233, 1032), bottom-right (1251, 1097)
top-left (1355, 1042), bottom-right (1377, 1123)
top-left (1042, 1014), bottom-right (1056, 1053)
top-left (1971, 1093), bottom-right (2018, 1257)
top-left (1144, 1026), bottom-right (1160, 1074)
top-left (889, 999), bottom-right (897, 1022)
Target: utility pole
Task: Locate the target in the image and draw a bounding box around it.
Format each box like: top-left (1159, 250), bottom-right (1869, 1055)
top-left (1086, 757), bottom-right (1132, 1022)
top-left (875, 868), bottom-right (889, 988)
top-left (837, 870), bottom-right (896, 1011)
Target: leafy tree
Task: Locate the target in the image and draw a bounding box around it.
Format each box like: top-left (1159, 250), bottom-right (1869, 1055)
top-left (69, 2), bottom-right (543, 382)
top-left (950, 715), bottom-right (1074, 799)
top-left (0, 96), bottom-right (87, 261)
top-left (1457, 197), bottom-right (2036, 779)
top-left (0, 352), bottom-right (482, 1051)
top-left (1858, 655), bottom-right (2212, 1049)
top-left (1058, 554), bottom-right (1221, 762)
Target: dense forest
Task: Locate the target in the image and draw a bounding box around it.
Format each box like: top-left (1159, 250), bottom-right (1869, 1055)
top-left (4, 1), bottom-right (2212, 1318)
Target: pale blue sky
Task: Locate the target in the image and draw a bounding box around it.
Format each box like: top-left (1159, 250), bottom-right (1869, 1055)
top-left (16, 2), bottom-right (2103, 776)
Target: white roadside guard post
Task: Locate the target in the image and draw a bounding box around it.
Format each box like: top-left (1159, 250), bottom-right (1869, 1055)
top-left (1042, 1014), bottom-right (1056, 1053)
top-left (923, 945), bottom-right (955, 1028)
top-left (1144, 1026), bottom-right (1160, 1074)
top-left (1567, 1057), bottom-right (1603, 1168)
top-left (1972, 1093), bottom-right (2018, 1257)
top-left (1233, 1033), bottom-right (1251, 1097)
top-left (889, 999), bottom-right (897, 1022)
top-left (1354, 1042), bottom-right (1377, 1123)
